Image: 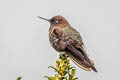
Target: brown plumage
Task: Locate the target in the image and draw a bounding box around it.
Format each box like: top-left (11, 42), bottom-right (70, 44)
top-left (38, 15), bottom-right (97, 72)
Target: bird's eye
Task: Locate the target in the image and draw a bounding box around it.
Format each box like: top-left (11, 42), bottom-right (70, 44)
top-left (54, 20), bottom-right (59, 23)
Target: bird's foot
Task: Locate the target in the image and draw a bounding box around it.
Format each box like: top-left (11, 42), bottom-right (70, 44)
top-left (59, 52), bottom-right (69, 60)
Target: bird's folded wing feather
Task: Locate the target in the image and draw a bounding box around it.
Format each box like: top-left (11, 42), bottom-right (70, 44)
top-left (65, 40), bottom-right (93, 71)
top-left (62, 27), bottom-right (97, 72)
top-left (52, 27), bottom-right (97, 72)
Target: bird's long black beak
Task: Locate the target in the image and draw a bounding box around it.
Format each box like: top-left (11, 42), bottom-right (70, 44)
top-left (37, 16), bottom-right (50, 22)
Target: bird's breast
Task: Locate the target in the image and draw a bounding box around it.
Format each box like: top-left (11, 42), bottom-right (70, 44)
top-left (49, 30), bottom-right (57, 46)
top-left (49, 29), bottom-right (61, 52)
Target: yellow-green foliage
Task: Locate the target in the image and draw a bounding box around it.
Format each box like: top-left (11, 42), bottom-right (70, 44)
top-left (16, 77), bottom-right (22, 80)
top-left (16, 55), bottom-right (78, 80)
top-left (44, 56), bottom-right (78, 80)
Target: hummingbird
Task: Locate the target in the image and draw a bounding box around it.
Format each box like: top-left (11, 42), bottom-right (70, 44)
top-left (38, 15), bottom-right (97, 72)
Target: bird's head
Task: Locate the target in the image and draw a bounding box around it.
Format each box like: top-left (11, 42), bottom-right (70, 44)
top-left (38, 15), bottom-right (69, 28)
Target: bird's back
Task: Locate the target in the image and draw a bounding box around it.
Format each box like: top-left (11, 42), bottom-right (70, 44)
top-left (62, 25), bottom-right (84, 45)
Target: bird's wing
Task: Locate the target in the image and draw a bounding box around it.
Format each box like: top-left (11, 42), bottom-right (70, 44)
top-left (62, 26), bottom-right (97, 72)
top-left (65, 40), bottom-right (97, 72)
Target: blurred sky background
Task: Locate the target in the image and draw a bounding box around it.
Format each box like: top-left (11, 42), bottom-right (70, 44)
top-left (0, 0), bottom-right (120, 80)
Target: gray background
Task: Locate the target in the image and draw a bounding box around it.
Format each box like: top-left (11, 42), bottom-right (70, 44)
top-left (0, 0), bottom-right (120, 80)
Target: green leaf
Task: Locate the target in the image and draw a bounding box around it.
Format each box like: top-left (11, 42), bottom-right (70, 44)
top-left (64, 71), bottom-right (68, 75)
top-left (69, 66), bottom-right (76, 70)
top-left (48, 66), bottom-right (60, 75)
top-left (73, 77), bottom-right (78, 80)
top-left (44, 76), bottom-right (53, 80)
top-left (69, 74), bottom-right (73, 80)
top-left (16, 77), bottom-right (22, 80)
top-left (71, 69), bottom-right (76, 77)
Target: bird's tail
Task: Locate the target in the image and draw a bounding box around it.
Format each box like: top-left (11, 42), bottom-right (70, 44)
top-left (65, 44), bottom-right (97, 72)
